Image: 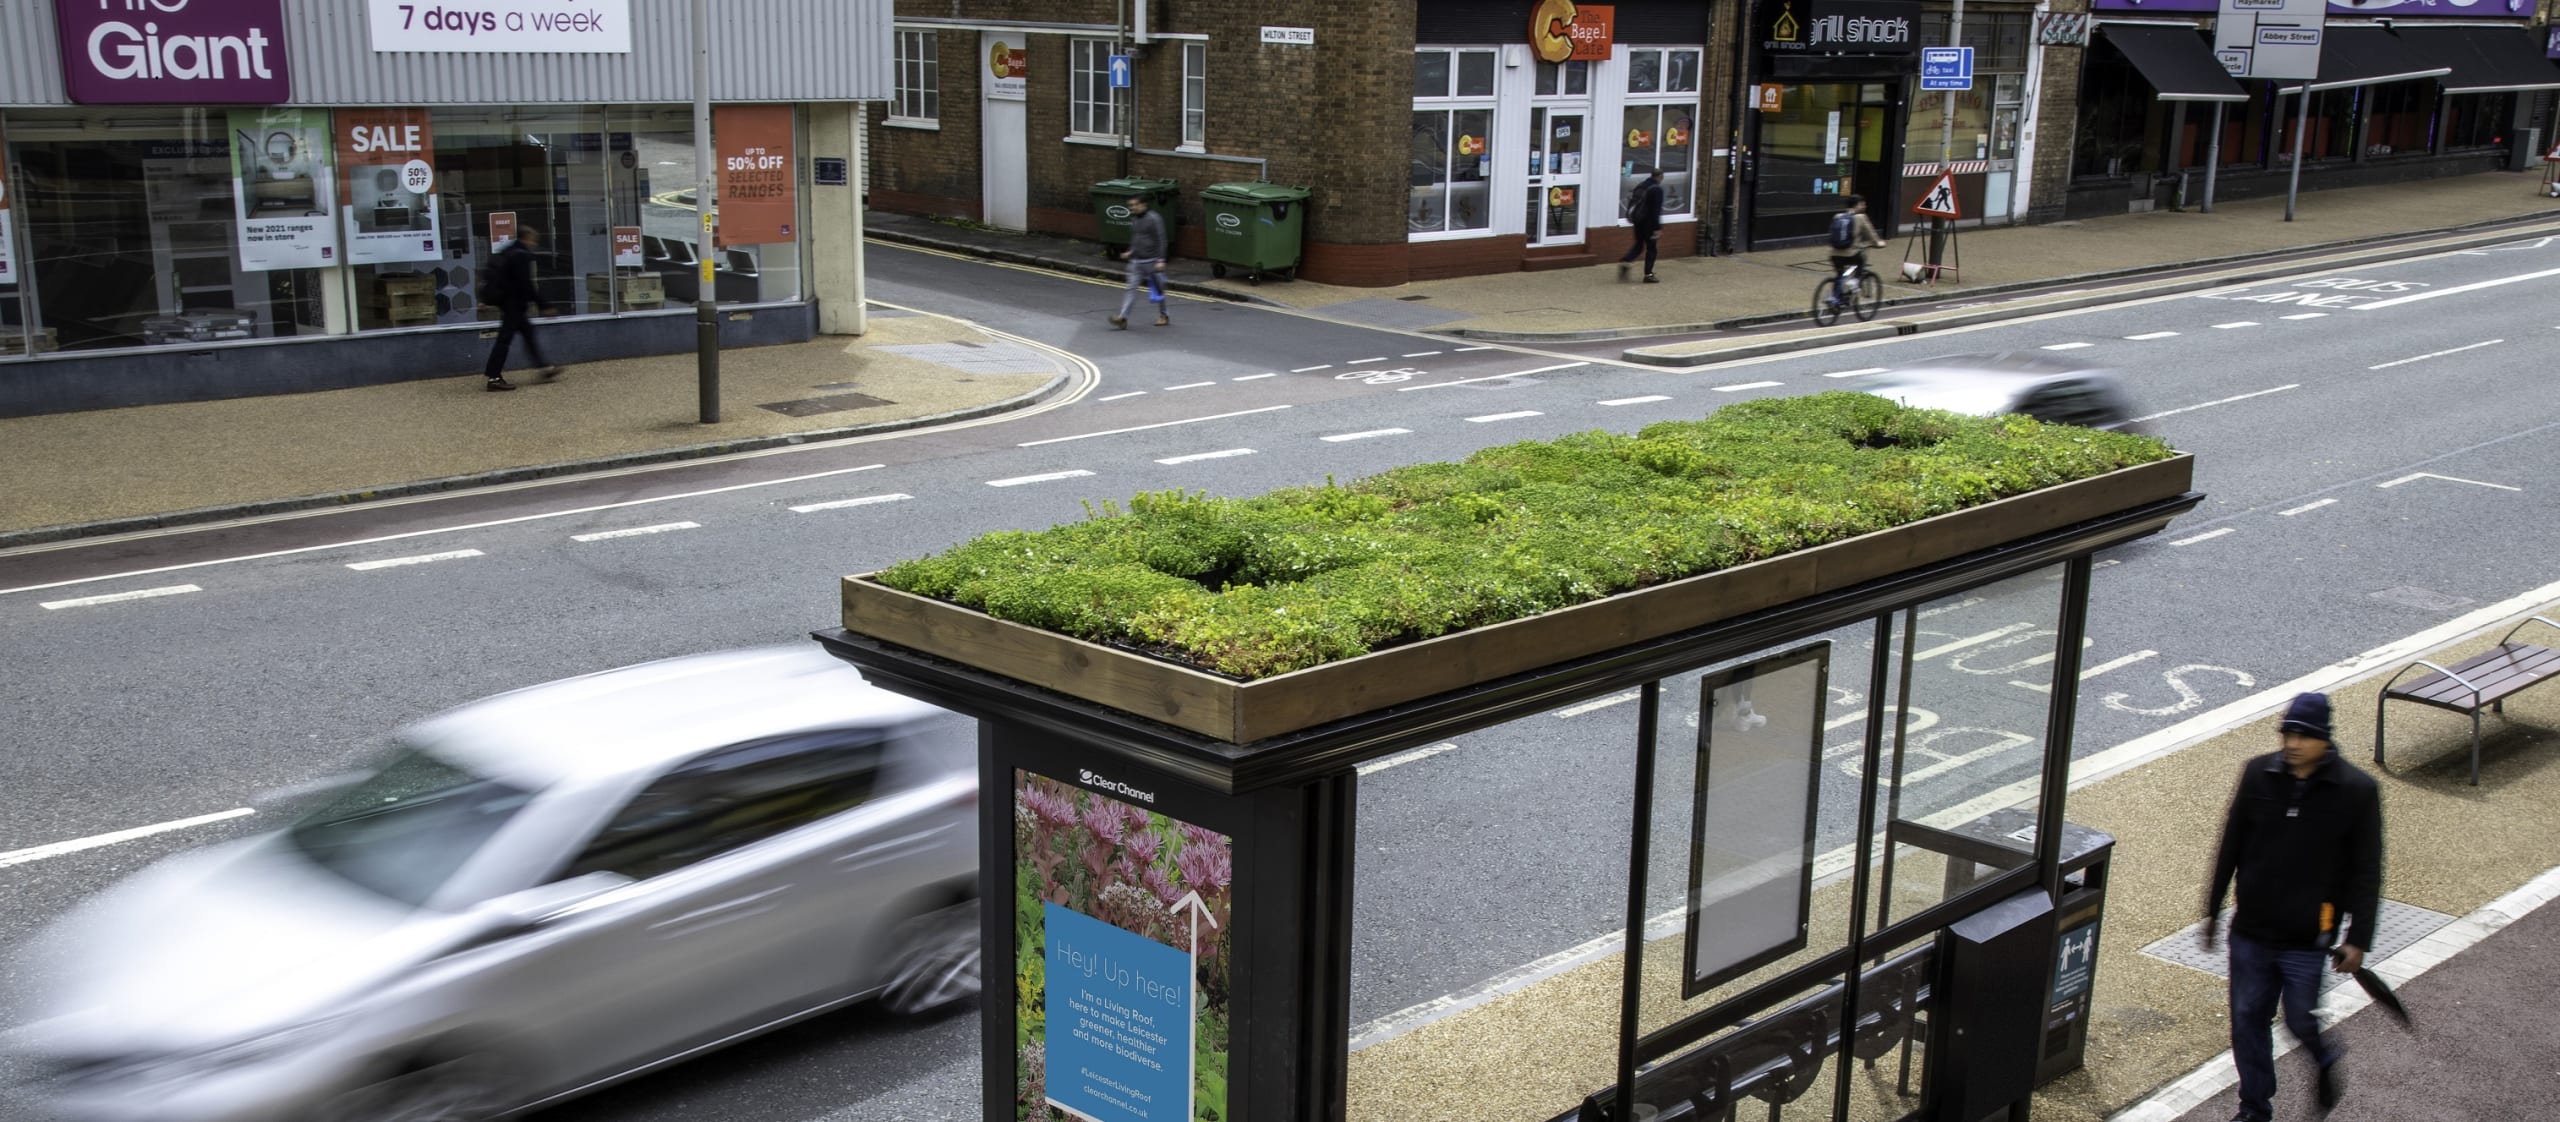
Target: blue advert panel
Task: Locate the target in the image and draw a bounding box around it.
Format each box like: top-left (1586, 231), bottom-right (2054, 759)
top-left (1045, 903), bottom-right (1193, 1121)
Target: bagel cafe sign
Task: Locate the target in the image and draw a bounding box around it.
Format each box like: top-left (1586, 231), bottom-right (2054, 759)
top-left (1532, 0), bottom-right (1615, 63)
top-left (1763, 0), bottom-right (1920, 55)
top-left (987, 40), bottom-right (1027, 101)
top-left (54, 0), bottom-right (292, 105)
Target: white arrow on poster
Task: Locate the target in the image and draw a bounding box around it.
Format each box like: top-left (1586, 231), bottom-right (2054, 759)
top-left (1914, 171), bottom-right (1962, 219)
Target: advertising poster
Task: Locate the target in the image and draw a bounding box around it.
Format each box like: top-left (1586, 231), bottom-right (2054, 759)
top-left (713, 106), bottom-right (796, 248)
top-left (228, 108), bottom-right (339, 270)
top-left (335, 109), bottom-right (442, 265)
top-left (489, 211), bottom-right (518, 249)
top-left (1015, 770), bottom-right (1231, 1122)
top-left (988, 40), bottom-right (1029, 101)
top-left (613, 227), bottom-right (645, 267)
top-left (367, 0), bottom-right (634, 53)
top-left (0, 124), bottom-right (17, 288)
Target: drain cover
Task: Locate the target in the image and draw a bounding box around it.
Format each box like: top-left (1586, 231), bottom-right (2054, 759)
top-left (2142, 899), bottom-right (2456, 990)
top-left (2370, 586), bottom-right (2476, 612)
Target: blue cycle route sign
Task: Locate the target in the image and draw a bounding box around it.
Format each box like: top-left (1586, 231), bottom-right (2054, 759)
top-left (1920, 46), bottom-right (1973, 91)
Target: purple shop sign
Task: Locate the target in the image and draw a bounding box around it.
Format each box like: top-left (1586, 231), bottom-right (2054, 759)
top-left (2093, 0), bottom-right (2531, 14)
top-left (54, 0), bottom-right (292, 105)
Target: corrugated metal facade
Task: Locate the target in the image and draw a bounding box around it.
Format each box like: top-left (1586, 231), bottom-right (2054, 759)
top-left (0, 0), bottom-right (889, 107)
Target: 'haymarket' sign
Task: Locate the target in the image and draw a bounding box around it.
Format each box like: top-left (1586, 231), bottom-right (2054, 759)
top-left (1763, 0), bottom-right (1920, 55)
top-left (55, 0), bottom-right (291, 105)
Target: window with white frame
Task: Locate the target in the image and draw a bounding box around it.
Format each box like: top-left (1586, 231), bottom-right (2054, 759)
top-left (1071, 38), bottom-right (1121, 138)
top-left (1410, 47), bottom-right (1498, 236)
top-left (892, 30), bottom-right (939, 122)
top-left (1620, 47), bottom-right (1704, 221)
top-left (1181, 42), bottom-right (1208, 148)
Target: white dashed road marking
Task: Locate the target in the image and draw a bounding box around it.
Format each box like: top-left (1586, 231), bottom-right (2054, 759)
top-left (987, 470), bottom-right (1096, 488)
top-left (2279, 498), bottom-right (2337, 516)
top-left (571, 521), bottom-right (699, 542)
top-left (2126, 331), bottom-right (2180, 341)
top-left (2213, 321), bottom-right (2260, 329)
top-left (2377, 472), bottom-right (2521, 492)
top-left (1554, 690), bottom-right (1641, 718)
top-left (1165, 381), bottom-right (1218, 391)
top-left (1232, 373), bottom-right (1277, 381)
top-left (40, 584), bottom-right (202, 610)
top-left (790, 493), bottom-right (912, 513)
top-left (1822, 367), bottom-right (1890, 378)
top-left (1401, 361), bottom-right (1589, 391)
top-left (1098, 391), bottom-right (1147, 401)
top-left (347, 549), bottom-right (483, 571)
top-left (1713, 381), bottom-right (1784, 392)
top-left (0, 808), bottom-right (256, 870)
top-left (2280, 313), bottom-right (2328, 320)
top-left (1321, 428), bottom-right (1412, 442)
top-left (1599, 395), bottom-right (1672, 406)
top-left (1291, 364), bottom-right (1334, 373)
top-left (1348, 356), bottom-right (1388, 364)
top-left (1454, 346), bottom-right (1495, 352)
top-left (1156, 448), bottom-right (1256, 465)
top-left (2369, 340), bottom-right (2502, 371)
top-left (1358, 742), bottom-right (1460, 776)
top-left (1018, 404), bottom-right (1291, 447)
top-left (2351, 265), bottom-right (2560, 311)
top-left (2171, 528), bottom-right (2235, 546)
top-left (2126, 384), bottom-right (2297, 424)
top-left (1402, 351), bottom-right (1443, 358)
top-left (2042, 342), bottom-right (2095, 351)
top-left (1466, 410), bottom-right (1544, 423)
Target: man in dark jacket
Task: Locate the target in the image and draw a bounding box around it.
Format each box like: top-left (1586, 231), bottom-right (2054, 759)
top-left (1109, 196), bottom-right (1170, 329)
top-left (483, 226), bottom-right (565, 392)
top-left (1618, 166), bottom-right (1664, 284)
top-left (2205, 692), bottom-right (2383, 1121)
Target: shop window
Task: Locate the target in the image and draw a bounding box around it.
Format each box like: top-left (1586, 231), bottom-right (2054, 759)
top-left (891, 30), bottom-right (940, 124)
top-left (1535, 59), bottom-right (1591, 97)
top-left (1413, 48), bottom-right (1497, 99)
top-left (1181, 42), bottom-right (1207, 149)
top-left (2443, 91), bottom-right (2514, 151)
top-left (1071, 39), bottom-right (1122, 138)
top-left (2068, 36), bottom-right (2157, 178)
top-left (2, 108), bottom-right (325, 353)
top-left (2275, 89), bottom-right (2357, 163)
top-left (1625, 48), bottom-right (1703, 96)
top-left (1912, 12), bottom-right (2029, 167)
top-left (2363, 81), bottom-right (2433, 157)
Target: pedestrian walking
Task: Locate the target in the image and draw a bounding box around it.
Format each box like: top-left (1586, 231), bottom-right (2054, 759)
top-left (2204, 692), bottom-right (2384, 1121)
top-left (483, 226), bottom-right (565, 392)
top-left (1618, 166), bottom-right (1665, 284)
top-left (1109, 195), bottom-right (1170, 329)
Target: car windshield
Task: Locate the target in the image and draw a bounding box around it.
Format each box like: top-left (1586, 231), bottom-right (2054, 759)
top-left (286, 746), bottom-right (536, 909)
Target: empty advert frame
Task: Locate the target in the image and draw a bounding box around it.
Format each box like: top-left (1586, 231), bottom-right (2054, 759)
top-left (1682, 641), bottom-right (1830, 999)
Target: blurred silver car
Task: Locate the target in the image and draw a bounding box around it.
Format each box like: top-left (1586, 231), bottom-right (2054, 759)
top-left (1854, 353), bottom-right (2151, 433)
top-left (14, 645), bottom-right (978, 1122)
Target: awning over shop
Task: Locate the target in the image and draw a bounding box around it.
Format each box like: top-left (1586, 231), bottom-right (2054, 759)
top-left (2277, 26), bottom-right (2451, 94)
top-left (2398, 26), bottom-right (2560, 94)
top-left (2100, 24), bottom-right (2248, 102)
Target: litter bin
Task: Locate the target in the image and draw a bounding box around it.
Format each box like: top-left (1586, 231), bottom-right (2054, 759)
top-left (1200, 181), bottom-right (1311, 284)
top-left (1905, 806), bottom-right (2115, 1089)
top-left (1090, 177), bottom-right (1181, 257)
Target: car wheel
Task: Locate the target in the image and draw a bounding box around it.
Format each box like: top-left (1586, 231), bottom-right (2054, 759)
top-left (880, 900), bottom-right (981, 1016)
top-left (315, 1052), bottom-right (511, 1122)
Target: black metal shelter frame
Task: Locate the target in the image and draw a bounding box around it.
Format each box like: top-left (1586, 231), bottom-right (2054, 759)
top-left (816, 489), bottom-right (2198, 1122)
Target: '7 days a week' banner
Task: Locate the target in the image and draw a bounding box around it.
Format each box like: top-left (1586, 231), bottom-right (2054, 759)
top-left (367, 0), bottom-right (633, 52)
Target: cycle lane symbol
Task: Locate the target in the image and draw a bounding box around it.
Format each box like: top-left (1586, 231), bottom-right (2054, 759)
top-left (1336, 367), bottom-right (1428, 386)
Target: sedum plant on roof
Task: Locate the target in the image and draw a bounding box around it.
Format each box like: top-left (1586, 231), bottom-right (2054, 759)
top-left (876, 393), bottom-right (2173, 679)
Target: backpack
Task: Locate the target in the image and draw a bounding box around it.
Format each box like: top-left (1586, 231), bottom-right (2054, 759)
top-left (1827, 211), bottom-right (1857, 251)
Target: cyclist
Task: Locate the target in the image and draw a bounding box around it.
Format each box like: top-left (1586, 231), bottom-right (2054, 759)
top-left (1826, 195), bottom-right (1886, 304)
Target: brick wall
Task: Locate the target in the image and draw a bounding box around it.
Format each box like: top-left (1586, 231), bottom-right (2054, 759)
top-left (867, 28), bottom-right (985, 220)
top-left (2027, 0), bottom-right (2093, 220)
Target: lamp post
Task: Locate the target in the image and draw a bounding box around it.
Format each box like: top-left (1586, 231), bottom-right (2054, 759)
top-left (692, 0), bottom-right (720, 422)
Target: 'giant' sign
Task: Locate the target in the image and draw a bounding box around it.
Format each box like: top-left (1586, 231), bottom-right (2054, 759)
top-left (55, 0), bottom-right (292, 105)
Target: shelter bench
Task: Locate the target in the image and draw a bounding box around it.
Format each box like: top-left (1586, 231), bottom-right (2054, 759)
top-left (2376, 617), bottom-right (2560, 786)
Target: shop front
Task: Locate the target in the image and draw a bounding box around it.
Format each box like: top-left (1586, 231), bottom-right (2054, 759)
top-left (1742, 0), bottom-right (1920, 248)
top-left (0, 0), bottom-right (888, 416)
top-left (1409, 0), bottom-right (1718, 276)
top-left (2069, 1), bottom-right (2557, 217)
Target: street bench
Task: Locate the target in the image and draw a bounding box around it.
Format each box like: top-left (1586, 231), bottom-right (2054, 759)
top-left (2376, 617), bottom-right (2560, 786)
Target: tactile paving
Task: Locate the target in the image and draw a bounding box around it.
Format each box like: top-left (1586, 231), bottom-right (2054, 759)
top-left (2141, 898), bottom-right (2456, 992)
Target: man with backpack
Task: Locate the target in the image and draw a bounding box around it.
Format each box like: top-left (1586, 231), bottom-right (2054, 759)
top-left (1618, 165), bottom-right (1665, 284)
top-left (1828, 195), bottom-right (1885, 284)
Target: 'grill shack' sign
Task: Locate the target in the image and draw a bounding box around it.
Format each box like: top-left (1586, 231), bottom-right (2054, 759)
top-left (55, 0), bottom-right (292, 105)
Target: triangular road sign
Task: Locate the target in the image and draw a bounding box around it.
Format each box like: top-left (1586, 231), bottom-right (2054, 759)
top-left (1913, 171), bottom-right (1962, 219)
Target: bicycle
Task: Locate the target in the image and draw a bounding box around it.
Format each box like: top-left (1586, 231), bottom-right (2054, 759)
top-left (1811, 263), bottom-right (1884, 327)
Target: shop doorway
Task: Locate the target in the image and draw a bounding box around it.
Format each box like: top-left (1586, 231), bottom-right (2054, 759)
top-left (980, 33), bottom-right (1027, 230)
top-left (1525, 107), bottom-right (1590, 246)
top-left (1748, 82), bottom-right (1902, 246)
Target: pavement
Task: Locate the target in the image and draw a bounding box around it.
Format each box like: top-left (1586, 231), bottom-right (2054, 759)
top-left (868, 170), bottom-right (2560, 343)
top-left (0, 305), bottom-right (1081, 546)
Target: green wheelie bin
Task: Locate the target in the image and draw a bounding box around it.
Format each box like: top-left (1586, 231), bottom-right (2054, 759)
top-left (1090, 177), bottom-right (1181, 257)
top-left (1200, 181), bottom-right (1310, 284)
